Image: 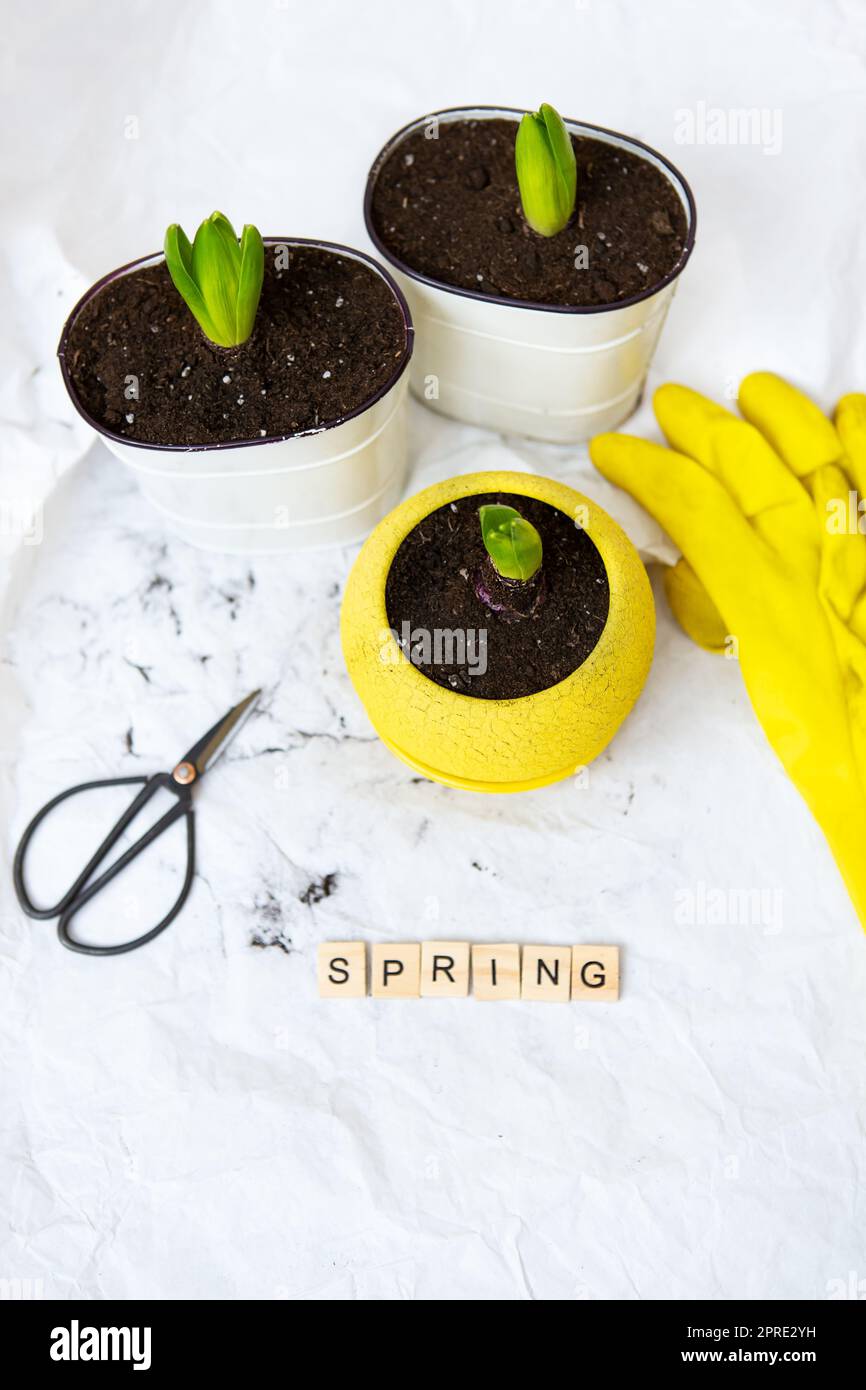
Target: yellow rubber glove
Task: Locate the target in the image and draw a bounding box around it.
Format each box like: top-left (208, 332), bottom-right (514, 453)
top-left (590, 373), bottom-right (866, 929)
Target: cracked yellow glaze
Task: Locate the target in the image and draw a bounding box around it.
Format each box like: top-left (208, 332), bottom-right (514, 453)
top-left (341, 471), bottom-right (655, 792)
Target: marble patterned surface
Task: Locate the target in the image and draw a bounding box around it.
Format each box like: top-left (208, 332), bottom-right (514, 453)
top-left (1, 0), bottom-right (865, 1301)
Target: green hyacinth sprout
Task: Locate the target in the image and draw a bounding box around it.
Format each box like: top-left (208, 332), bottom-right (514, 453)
top-left (164, 211), bottom-right (264, 348)
top-left (479, 505), bottom-right (543, 582)
top-left (515, 103), bottom-right (577, 237)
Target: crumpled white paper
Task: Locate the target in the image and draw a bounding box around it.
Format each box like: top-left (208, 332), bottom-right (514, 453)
top-left (0, 225), bottom-right (91, 552)
top-left (1, 0), bottom-right (865, 1303)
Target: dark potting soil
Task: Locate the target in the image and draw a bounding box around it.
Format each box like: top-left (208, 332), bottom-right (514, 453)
top-left (385, 492), bottom-right (611, 700)
top-left (371, 118), bottom-right (688, 307)
top-left (63, 248), bottom-right (408, 447)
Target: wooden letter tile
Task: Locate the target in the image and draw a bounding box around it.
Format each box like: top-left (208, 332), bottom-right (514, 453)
top-left (571, 946), bottom-right (620, 1001)
top-left (521, 945), bottom-right (572, 1001)
top-left (472, 944), bottom-right (520, 1001)
top-left (420, 941), bottom-right (470, 997)
top-left (317, 942), bottom-right (366, 998)
top-left (371, 943), bottom-right (421, 998)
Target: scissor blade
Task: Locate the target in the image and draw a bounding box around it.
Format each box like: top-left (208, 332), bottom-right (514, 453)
top-left (181, 689), bottom-right (262, 778)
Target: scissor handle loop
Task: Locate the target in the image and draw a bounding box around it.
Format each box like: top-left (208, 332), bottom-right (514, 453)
top-left (12, 773), bottom-right (196, 956)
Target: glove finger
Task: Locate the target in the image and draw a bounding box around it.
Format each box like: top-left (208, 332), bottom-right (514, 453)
top-left (811, 463), bottom-right (866, 624)
top-left (738, 373), bottom-right (866, 637)
top-left (738, 372), bottom-right (842, 480)
top-left (835, 394), bottom-right (866, 500)
top-left (654, 383), bottom-right (817, 568)
top-left (663, 559), bottom-right (729, 653)
top-left (590, 432), bottom-right (769, 624)
top-left (828, 398), bottom-right (866, 654)
top-left (654, 383), bottom-right (811, 513)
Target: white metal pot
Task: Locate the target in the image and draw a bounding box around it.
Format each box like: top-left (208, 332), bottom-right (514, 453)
top-left (58, 239), bottom-right (414, 553)
top-left (364, 107), bottom-right (696, 445)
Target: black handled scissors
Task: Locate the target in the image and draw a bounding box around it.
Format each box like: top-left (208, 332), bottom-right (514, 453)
top-left (12, 690), bottom-right (260, 957)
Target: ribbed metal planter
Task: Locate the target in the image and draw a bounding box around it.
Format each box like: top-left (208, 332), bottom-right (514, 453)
top-left (365, 107), bottom-right (696, 444)
top-left (59, 239), bottom-right (414, 553)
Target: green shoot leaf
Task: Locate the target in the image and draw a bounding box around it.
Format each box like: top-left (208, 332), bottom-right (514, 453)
top-left (515, 103), bottom-right (577, 237)
top-left (236, 225), bottom-right (265, 344)
top-left (479, 504), bottom-right (543, 582)
top-left (164, 212), bottom-right (264, 347)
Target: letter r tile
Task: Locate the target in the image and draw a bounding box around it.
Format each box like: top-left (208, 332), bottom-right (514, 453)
top-left (421, 941), bottom-right (470, 997)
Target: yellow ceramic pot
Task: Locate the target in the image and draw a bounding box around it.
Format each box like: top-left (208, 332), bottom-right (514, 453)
top-left (341, 471), bottom-right (654, 792)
